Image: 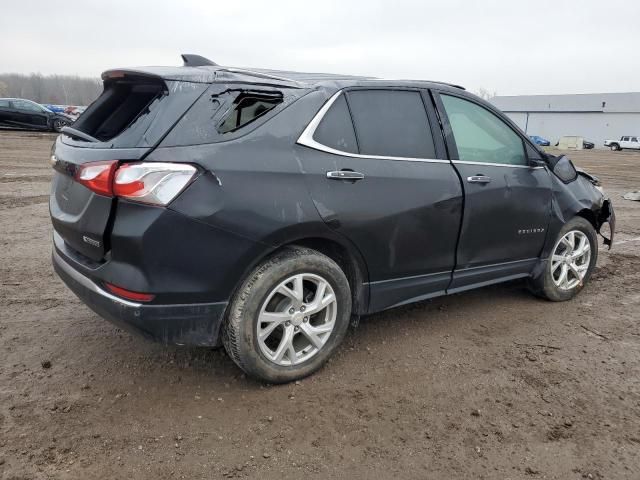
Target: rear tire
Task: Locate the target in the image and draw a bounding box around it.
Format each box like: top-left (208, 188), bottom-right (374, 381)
top-left (223, 246), bottom-right (351, 383)
top-left (529, 217), bottom-right (598, 302)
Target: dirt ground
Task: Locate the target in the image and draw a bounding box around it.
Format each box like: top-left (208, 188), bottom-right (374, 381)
top-left (1, 131), bottom-right (639, 480)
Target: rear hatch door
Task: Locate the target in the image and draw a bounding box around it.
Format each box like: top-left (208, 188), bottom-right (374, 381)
top-left (50, 72), bottom-right (208, 262)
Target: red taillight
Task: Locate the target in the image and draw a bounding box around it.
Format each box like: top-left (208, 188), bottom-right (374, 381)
top-left (75, 161), bottom-right (197, 205)
top-left (75, 160), bottom-right (118, 196)
top-left (104, 282), bottom-right (155, 302)
top-left (113, 162), bottom-right (197, 206)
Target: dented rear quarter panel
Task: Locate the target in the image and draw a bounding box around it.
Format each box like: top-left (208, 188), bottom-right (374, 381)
top-left (150, 87), bottom-right (370, 313)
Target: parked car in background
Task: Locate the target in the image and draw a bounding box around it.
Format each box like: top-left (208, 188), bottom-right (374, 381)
top-left (44, 105), bottom-right (88, 119)
top-left (43, 104), bottom-right (66, 114)
top-left (50, 56), bottom-right (615, 383)
top-left (0, 98), bottom-right (73, 132)
top-left (529, 135), bottom-right (550, 146)
top-left (605, 136), bottom-right (640, 151)
top-left (555, 136), bottom-right (595, 150)
top-left (64, 106), bottom-right (87, 118)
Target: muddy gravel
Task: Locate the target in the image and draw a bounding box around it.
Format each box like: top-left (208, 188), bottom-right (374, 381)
top-left (1, 131), bottom-right (639, 479)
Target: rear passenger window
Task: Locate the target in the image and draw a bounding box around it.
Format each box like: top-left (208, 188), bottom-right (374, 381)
top-left (313, 95), bottom-right (358, 153)
top-left (441, 94), bottom-right (526, 166)
top-left (346, 90), bottom-right (435, 158)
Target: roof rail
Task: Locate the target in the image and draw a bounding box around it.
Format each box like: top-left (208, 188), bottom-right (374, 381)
top-left (430, 80), bottom-right (465, 90)
top-left (222, 68), bottom-right (299, 84)
top-left (181, 54), bottom-right (218, 67)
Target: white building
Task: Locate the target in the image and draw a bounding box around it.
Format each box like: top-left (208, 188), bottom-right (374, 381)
top-left (490, 92), bottom-right (640, 148)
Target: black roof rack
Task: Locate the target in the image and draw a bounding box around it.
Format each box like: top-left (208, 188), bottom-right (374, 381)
top-left (181, 54), bottom-right (217, 67)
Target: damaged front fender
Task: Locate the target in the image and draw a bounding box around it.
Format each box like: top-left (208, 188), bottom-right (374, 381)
top-left (597, 198), bottom-right (615, 248)
top-left (541, 155), bottom-right (616, 259)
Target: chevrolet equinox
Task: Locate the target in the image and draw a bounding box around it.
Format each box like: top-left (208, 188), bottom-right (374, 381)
top-left (50, 55), bottom-right (615, 383)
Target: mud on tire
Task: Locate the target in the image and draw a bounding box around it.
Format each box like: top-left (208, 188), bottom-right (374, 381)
top-left (529, 216), bottom-right (598, 302)
top-left (222, 246), bottom-right (352, 383)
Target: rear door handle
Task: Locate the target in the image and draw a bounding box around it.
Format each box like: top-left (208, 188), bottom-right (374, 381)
top-left (467, 175), bottom-right (491, 184)
top-left (326, 170), bottom-right (365, 181)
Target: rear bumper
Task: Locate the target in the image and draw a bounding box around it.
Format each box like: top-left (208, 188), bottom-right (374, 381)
top-left (53, 248), bottom-right (227, 346)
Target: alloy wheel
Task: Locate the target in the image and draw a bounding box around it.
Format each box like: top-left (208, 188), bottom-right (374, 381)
top-left (53, 119), bottom-right (66, 132)
top-left (257, 273), bottom-right (337, 366)
top-left (550, 230), bottom-right (591, 290)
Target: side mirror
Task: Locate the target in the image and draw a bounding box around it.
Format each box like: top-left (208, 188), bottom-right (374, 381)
top-left (529, 158), bottom-right (547, 168)
top-left (551, 155), bottom-right (578, 183)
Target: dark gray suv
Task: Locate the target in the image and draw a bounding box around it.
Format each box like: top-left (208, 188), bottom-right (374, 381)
top-left (50, 55), bottom-right (615, 383)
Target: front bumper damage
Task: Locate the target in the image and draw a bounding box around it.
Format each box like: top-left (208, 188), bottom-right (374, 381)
top-left (597, 198), bottom-right (616, 249)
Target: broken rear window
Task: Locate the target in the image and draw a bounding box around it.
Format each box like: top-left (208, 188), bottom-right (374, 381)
top-left (218, 93), bottom-right (282, 134)
top-left (160, 86), bottom-right (297, 147)
top-left (72, 79), bottom-right (165, 142)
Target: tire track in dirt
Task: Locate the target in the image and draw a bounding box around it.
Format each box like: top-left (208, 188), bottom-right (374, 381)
top-left (0, 195), bottom-right (50, 209)
top-left (0, 175), bottom-right (52, 183)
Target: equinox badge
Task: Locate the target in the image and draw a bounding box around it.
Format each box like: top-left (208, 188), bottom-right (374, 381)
top-left (82, 236), bottom-right (101, 248)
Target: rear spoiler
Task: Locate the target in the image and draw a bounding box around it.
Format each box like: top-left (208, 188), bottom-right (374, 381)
top-left (101, 55), bottom-right (305, 88)
top-left (101, 67), bottom-right (217, 84)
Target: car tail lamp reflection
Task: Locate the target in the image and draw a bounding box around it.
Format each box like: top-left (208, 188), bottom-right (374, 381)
top-left (104, 282), bottom-right (155, 302)
top-left (75, 161), bottom-right (197, 206)
top-left (76, 160), bottom-right (118, 196)
top-left (113, 163), bottom-right (197, 205)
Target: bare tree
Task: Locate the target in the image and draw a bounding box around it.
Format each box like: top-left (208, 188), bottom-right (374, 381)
top-left (475, 87), bottom-right (497, 101)
top-left (0, 73), bottom-right (101, 105)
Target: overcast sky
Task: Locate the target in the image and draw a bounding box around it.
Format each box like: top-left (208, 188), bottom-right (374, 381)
top-left (2, 0), bottom-right (638, 95)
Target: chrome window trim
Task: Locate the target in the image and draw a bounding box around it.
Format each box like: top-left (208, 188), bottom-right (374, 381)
top-left (296, 90), bottom-right (449, 164)
top-left (453, 160), bottom-right (544, 169)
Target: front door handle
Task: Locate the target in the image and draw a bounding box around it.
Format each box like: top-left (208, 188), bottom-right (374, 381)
top-left (326, 170), bottom-right (365, 181)
top-left (467, 175), bottom-right (491, 184)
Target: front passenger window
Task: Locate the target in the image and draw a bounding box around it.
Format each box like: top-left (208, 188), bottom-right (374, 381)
top-left (441, 95), bottom-right (526, 166)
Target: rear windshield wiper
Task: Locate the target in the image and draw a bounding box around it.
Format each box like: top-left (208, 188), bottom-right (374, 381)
top-left (61, 126), bottom-right (99, 143)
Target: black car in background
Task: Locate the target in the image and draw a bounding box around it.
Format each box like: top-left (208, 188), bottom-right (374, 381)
top-left (0, 98), bottom-right (72, 132)
top-left (50, 55), bottom-right (615, 383)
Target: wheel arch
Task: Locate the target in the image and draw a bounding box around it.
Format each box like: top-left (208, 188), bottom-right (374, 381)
top-left (575, 208), bottom-right (597, 230)
top-left (286, 236), bottom-right (369, 315)
top-left (225, 229), bottom-right (370, 320)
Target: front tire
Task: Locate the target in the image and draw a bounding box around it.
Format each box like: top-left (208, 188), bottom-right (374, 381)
top-left (610, 143), bottom-right (620, 151)
top-left (52, 119), bottom-right (68, 132)
top-left (223, 246), bottom-right (352, 383)
top-left (529, 217), bottom-right (598, 301)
